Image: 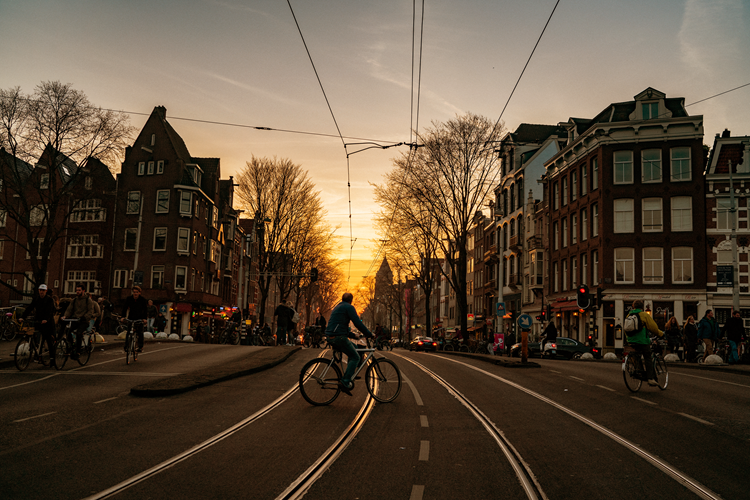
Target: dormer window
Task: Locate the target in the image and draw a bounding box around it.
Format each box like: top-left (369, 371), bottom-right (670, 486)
top-left (642, 102), bottom-right (659, 119)
top-left (151, 134), bottom-right (155, 146)
top-left (187, 164), bottom-right (203, 186)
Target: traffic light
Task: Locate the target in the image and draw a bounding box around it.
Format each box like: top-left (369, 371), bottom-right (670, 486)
top-left (310, 267), bottom-right (318, 283)
top-left (576, 285), bottom-right (591, 311)
top-left (596, 287), bottom-right (603, 308)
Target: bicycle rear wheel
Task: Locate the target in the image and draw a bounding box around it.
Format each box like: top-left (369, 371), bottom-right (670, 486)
top-left (654, 354), bottom-right (669, 390)
top-left (5, 323), bottom-right (19, 342)
top-left (366, 358), bottom-right (402, 403)
top-left (444, 344), bottom-right (454, 352)
top-left (54, 338), bottom-right (69, 370)
top-left (459, 344), bottom-right (469, 353)
top-left (14, 337), bottom-right (31, 371)
top-left (299, 358), bottom-right (342, 406)
top-left (622, 354), bottom-right (642, 392)
top-left (77, 334), bottom-right (92, 366)
top-left (125, 331), bottom-right (133, 364)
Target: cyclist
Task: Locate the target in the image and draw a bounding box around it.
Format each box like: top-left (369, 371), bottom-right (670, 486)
top-left (121, 286), bottom-right (148, 353)
top-left (325, 292), bottom-right (373, 395)
top-left (62, 284), bottom-right (97, 360)
top-left (374, 323), bottom-right (389, 350)
top-left (20, 284), bottom-right (57, 361)
top-left (625, 300), bottom-right (663, 386)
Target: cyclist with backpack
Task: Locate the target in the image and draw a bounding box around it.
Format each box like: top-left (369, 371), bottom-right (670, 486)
top-left (624, 300), bottom-right (663, 386)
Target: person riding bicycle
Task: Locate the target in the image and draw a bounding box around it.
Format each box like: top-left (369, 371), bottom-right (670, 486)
top-left (20, 284), bottom-right (57, 361)
top-left (121, 286), bottom-right (148, 353)
top-left (625, 300), bottom-right (663, 386)
top-left (62, 284), bottom-right (97, 360)
top-left (374, 323), bottom-right (389, 349)
top-left (325, 292), bottom-right (373, 395)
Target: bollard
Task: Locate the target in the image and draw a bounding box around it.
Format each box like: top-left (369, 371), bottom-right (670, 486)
top-left (521, 330), bottom-right (529, 363)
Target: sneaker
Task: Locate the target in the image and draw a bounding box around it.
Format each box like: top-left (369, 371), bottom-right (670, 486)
top-left (647, 378), bottom-right (658, 386)
top-left (136, 347), bottom-right (143, 353)
top-left (339, 381), bottom-right (354, 396)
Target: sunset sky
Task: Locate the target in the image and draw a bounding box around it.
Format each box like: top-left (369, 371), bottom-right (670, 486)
top-left (2, 0), bottom-right (749, 288)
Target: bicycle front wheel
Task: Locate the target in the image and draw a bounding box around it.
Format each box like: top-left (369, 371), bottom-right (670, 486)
top-left (299, 358), bottom-right (342, 406)
top-left (77, 335), bottom-right (92, 366)
top-left (444, 344), bottom-right (454, 352)
top-left (459, 344), bottom-right (469, 353)
top-left (54, 338), bottom-right (69, 370)
top-left (622, 354), bottom-right (642, 392)
top-left (14, 337), bottom-right (31, 371)
top-left (366, 358), bottom-right (402, 403)
top-left (654, 354), bottom-right (669, 390)
top-left (125, 332), bottom-right (133, 365)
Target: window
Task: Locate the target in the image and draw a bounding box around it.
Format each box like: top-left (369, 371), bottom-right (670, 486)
top-left (673, 247), bottom-right (693, 283)
top-left (642, 102), bottom-right (659, 119)
top-left (717, 249), bottom-right (732, 264)
top-left (175, 266), bottom-right (187, 290)
top-left (85, 176), bottom-right (93, 190)
top-left (642, 198), bottom-right (663, 232)
top-left (614, 199), bottom-right (634, 233)
top-left (191, 269), bottom-right (196, 291)
top-left (581, 209), bottom-right (588, 241)
top-left (571, 257), bottom-right (578, 288)
top-left (717, 198), bottom-right (733, 230)
top-left (0, 210), bottom-right (6, 228)
top-left (178, 191), bottom-right (192, 215)
top-left (671, 147), bottom-right (691, 181)
top-left (65, 270), bottom-right (98, 294)
top-left (671, 197), bottom-right (692, 231)
top-left (553, 262), bottom-right (559, 292)
top-left (156, 190), bottom-right (170, 213)
top-left (642, 149), bottom-right (662, 183)
top-left (562, 177), bottom-right (568, 206)
top-left (592, 250), bottom-right (599, 285)
top-left (212, 206), bottom-right (219, 228)
top-left (562, 218), bottom-right (568, 247)
top-left (553, 183), bottom-right (559, 210)
top-left (124, 228), bottom-right (137, 251)
top-left (157, 160), bottom-right (164, 174)
top-left (0, 239), bottom-right (4, 259)
top-left (194, 199), bottom-right (200, 218)
top-left (151, 265), bottom-right (165, 289)
top-left (614, 151), bottom-right (633, 184)
top-left (151, 134), bottom-right (156, 146)
top-left (26, 238), bottom-right (44, 259)
top-left (30, 205), bottom-right (47, 226)
top-left (138, 162), bottom-right (145, 175)
top-left (571, 171), bottom-right (577, 201)
top-left (127, 191), bottom-right (141, 214)
top-left (153, 228), bottom-right (167, 251)
top-left (581, 165), bottom-right (587, 196)
top-left (147, 161), bottom-right (154, 175)
top-left (113, 269), bottom-right (128, 288)
top-left (177, 227), bottom-right (190, 254)
top-left (193, 231), bottom-right (198, 255)
top-left (643, 248), bottom-right (663, 284)
top-left (592, 158), bottom-right (599, 190)
top-left (71, 199), bottom-right (105, 222)
top-left (581, 254), bottom-right (588, 285)
top-left (67, 235), bottom-right (103, 258)
top-left (615, 248), bottom-right (635, 283)
top-left (562, 259), bottom-right (568, 290)
top-left (592, 204), bottom-right (599, 236)
top-left (210, 240), bottom-right (219, 262)
top-left (553, 222), bottom-right (559, 250)
top-left (571, 214), bottom-right (578, 245)
top-left (40, 173), bottom-right (49, 189)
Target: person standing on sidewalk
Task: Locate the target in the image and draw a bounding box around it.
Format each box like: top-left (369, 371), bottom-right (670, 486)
top-left (146, 300), bottom-right (158, 332)
top-left (697, 309), bottom-right (719, 362)
top-left (273, 301), bottom-right (291, 346)
top-left (722, 310), bottom-right (744, 365)
top-left (682, 316), bottom-right (698, 362)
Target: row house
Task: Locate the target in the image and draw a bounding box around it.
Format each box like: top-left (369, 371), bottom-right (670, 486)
top-left (544, 88), bottom-right (707, 353)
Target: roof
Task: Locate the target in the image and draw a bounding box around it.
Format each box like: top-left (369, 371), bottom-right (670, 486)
top-left (510, 123), bottom-right (565, 144)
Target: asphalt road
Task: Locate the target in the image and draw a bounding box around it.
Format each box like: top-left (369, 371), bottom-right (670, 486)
top-left (1, 341), bottom-right (748, 500)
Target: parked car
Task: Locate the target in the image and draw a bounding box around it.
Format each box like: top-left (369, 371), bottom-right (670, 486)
top-left (409, 336), bottom-right (438, 352)
top-left (509, 337), bottom-right (601, 359)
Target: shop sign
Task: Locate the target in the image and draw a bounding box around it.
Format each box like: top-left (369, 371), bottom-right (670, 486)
top-left (174, 302), bottom-right (192, 313)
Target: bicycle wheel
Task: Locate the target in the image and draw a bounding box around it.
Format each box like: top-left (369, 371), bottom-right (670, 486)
top-left (131, 330), bottom-right (138, 362)
top-left (54, 337), bottom-right (69, 370)
top-left (444, 344), bottom-right (454, 352)
top-left (125, 331), bottom-right (133, 365)
top-left (232, 330), bottom-right (240, 345)
top-left (459, 344), bottom-right (469, 353)
top-left (299, 358), bottom-right (342, 406)
top-left (219, 329), bottom-right (229, 344)
top-left (366, 358), bottom-right (402, 403)
top-left (77, 334), bottom-right (92, 366)
top-left (14, 337), bottom-right (31, 371)
top-left (5, 323), bottom-right (19, 342)
top-left (654, 354), bottom-right (669, 390)
top-left (39, 338), bottom-right (51, 367)
top-left (622, 354), bottom-right (642, 392)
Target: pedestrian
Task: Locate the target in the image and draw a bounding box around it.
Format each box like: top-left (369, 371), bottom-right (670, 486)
top-left (288, 301), bottom-right (299, 345)
top-left (697, 309), bottom-right (719, 362)
top-left (625, 300), bottom-right (664, 386)
top-left (20, 284), bottom-right (57, 362)
top-left (505, 331), bottom-right (516, 357)
top-left (146, 300), bottom-right (158, 332)
top-left (98, 297), bottom-right (113, 335)
top-left (273, 301), bottom-right (291, 346)
top-left (682, 316), bottom-right (698, 362)
top-left (664, 316), bottom-right (682, 360)
top-left (722, 310), bottom-right (744, 365)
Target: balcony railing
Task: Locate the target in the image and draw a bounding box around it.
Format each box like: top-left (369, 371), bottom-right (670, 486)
top-left (526, 236), bottom-right (542, 250)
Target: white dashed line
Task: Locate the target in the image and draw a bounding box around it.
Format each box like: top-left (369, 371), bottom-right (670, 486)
top-left (418, 441), bottom-right (430, 461)
top-left (14, 411), bottom-right (56, 423)
top-left (410, 485), bottom-right (425, 500)
top-left (678, 412), bottom-right (715, 426)
top-left (420, 415), bottom-right (428, 427)
top-left (631, 397), bottom-right (658, 405)
top-left (94, 397), bottom-right (119, 404)
top-left (596, 385), bottom-right (616, 392)
top-left (569, 376), bottom-right (585, 381)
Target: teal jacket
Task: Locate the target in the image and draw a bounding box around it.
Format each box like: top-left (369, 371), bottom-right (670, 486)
top-left (697, 316), bottom-right (719, 340)
top-left (325, 301), bottom-right (372, 338)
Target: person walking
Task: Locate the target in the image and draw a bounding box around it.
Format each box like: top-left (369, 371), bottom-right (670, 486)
top-left (325, 292), bottom-right (373, 395)
top-left (697, 309), bottom-right (719, 363)
top-left (722, 310), bottom-right (744, 365)
top-left (664, 316), bottom-right (682, 360)
top-left (682, 316), bottom-right (698, 362)
top-left (273, 301), bottom-right (291, 346)
top-left (288, 302), bottom-right (299, 345)
top-left (625, 300), bottom-right (664, 386)
top-left (146, 300), bottom-right (158, 332)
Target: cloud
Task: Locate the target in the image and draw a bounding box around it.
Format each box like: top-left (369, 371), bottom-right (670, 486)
top-left (202, 72), bottom-right (299, 107)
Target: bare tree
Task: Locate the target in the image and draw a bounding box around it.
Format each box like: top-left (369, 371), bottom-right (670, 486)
top-left (385, 113), bottom-right (504, 336)
top-left (0, 81), bottom-right (134, 294)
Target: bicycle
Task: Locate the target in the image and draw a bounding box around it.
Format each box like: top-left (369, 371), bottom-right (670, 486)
top-left (53, 318), bottom-right (83, 370)
top-left (375, 337), bottom-right (392, 351)
top-left (622, 338), bottom-right (669, 392)
top-left (118, 317), bottom-right (143, 365)
top-left (219, 322), bottom-right (240, 345)
top-left (299, 337), bottom-right (402, 406)
top-left (14, 319), bottom-right (52, 370)
top-left (0, 306), bottom-right (23, 342)
top-left (443, 337), bottom-right (469, 352)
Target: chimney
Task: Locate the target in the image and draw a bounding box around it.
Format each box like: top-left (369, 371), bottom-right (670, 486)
top-left (722, 129), bottom-right (731, 138)
top-left (155, 106), bottom-right (167, 119)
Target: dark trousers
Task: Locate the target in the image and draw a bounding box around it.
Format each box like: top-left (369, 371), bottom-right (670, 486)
top-left (34, 322), bottom-right (56, 358)
top-left (329, 336), bottom-right (360, 386)
top-left (134, 321), bottom-right (144, 349)
top-left (633, 343), bottom-right (655, 380)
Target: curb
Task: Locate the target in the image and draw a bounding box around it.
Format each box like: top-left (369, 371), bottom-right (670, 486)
top-left (436, 350), bottom-right (541, 368)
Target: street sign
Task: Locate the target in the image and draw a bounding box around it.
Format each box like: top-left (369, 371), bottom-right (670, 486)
top-left (467, 313), bottom-right (475, 321)
top-left (517, 313), bottom-right (533, 330)
top-left (159, 304), bottom-right (168, 314)
top-left (496, 302), bottom-right (505, 316)
top-left (717, 265), bottom-right (733, 287)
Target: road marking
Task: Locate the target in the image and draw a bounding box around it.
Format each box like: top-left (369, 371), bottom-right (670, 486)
top-left (569, 376), bottom-right (585, 381)
top-left (410, 485), bottom-right (425, 500)
top-left (673, 371), bottom-right (750, 388)
top-left (678, 413), bottom-right (715, 426)
top-left (596, 385), bottom-right (616, 392)
top-left (14, 411), bottom-right (56, 423)
top-left (549, 370), bottom-right (561, 374)
top-left (418, 441), bottom-right (429, 461)
top-left (420, 415), bottom-right (429, 427)
top-left (631, 397), bottom-right (658, 405)
top-left (62, 371), bottom-right (182, 377)
top-left (0, 373), bottom-right (59, 391)
top-left (94, 397), bottom-right (119, 404)
top-left (402, 373), bottom-right (423, 406)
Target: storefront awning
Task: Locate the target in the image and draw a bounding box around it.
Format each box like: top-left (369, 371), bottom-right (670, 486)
top-left (551, 300), bottom-right (578, 312)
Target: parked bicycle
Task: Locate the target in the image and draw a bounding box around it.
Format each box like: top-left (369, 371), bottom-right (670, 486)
top-left (299, 337), bottom-right (402, 406)
top-left (0, 306), bottom-right (24, 342)
top-left (443, 337), bottom-right (469, 352)
top-left (219, 321), bottom-right (240, 345)
top-left (622, 337), bottom-right (669, 392)
top-left (14, 319), bottom-right (52, 370)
